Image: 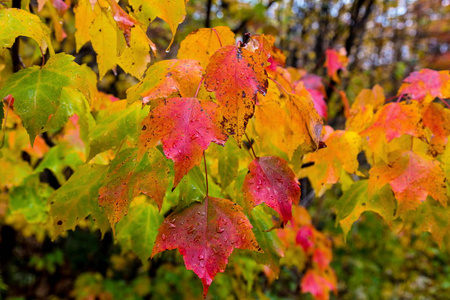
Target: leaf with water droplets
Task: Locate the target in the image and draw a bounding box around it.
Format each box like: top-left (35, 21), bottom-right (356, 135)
top-left (204, 45), bottom-right (268, 145)
top-left (138, 97), bottom-right (227, 188)
top-left (243, 156), bottom-right (300, 225)
top-left (152, 196), bottom-right (261, 297)
top-left (99, 148), bottom-right (169, 230)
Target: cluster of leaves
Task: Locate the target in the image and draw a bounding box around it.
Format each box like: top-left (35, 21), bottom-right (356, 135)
top-left (1, 1), bottom-right (450, 299)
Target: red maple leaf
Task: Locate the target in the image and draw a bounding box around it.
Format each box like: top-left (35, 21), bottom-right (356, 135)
top-left (152, 196), bottom-right (261, 297)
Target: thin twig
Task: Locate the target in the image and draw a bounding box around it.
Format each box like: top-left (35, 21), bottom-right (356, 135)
top-left (212, 28), bottom-right (223, 48)
top-left (203, 151), bottom-right (209, 196)
top-left (0, 96), bottom-right (13, 148)
top-left (194, 77), bottom-right (204, 98)
top-left (439, 98), bottom-right (450, 109)
top-left (268, 77), bottom-right (290, 96)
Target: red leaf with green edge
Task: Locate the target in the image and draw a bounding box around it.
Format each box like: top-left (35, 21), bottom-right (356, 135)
top-left (369, 151), bottom-right (447, 215)
top-left (301, 269), bottom-right (336, 300)
top-left (399, 69), bottom-right (450, 101)
top-left (99, 148), bottom-right (169, 229)
top-left (243, 156), bottom-right (300, 225)
top-left (138, 97), bottom-right (227, 188)
top-left (126, 60), bottom-right (203, 104)
top-left (204, 45), bottom-right (268, 145)
top-left (152, 196), bottom-right (261, 297)
top-left (360, 102), bottom-right (425, 162)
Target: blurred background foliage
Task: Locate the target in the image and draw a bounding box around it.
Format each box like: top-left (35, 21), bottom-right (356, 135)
top-left (1, 0), bottom-right (450, 299)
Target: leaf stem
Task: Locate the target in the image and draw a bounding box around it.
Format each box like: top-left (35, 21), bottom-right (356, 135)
top-left (40, 47), bottom-right (45, 67)
top-left (245, 132), bottom-right (257, 159)
top-left (268, 77), bottom-right (290, 97)
top-left (203, 151), bottom-right (209, 196)
top-left (439, 98), bottom-right (450, 109)
top-left (194, 77), bottom-right (204, 98)
top-left (0, 96), bottom-right (13, 148)
top-left (212, 28), bottom-right (223, 47)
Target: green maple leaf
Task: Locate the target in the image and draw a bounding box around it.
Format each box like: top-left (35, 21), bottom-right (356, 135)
top-left (335, 180), bottom-right (396, 241)
top-left (0, 53), bottom-right (93, 144)
top-left (9, 174), bottom-right (53, 223)
top-left (116, 197), bottom-right (163, 263)
top-left (88, 101), bottom-right (149, 159)
top-left (48, 164), bottom-right (110, 239)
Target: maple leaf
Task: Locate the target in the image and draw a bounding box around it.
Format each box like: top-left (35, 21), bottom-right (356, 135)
top-left (88, 101), bottom-right (149, 159)
top-left (252, 80), bottom-right (291, 154)
top-left (105, 0), bottom-right (138, 46)
top-left (217, 138), bottom-right (240, 189)
top-left (48, 164), bottom-right (110, 239)
top-left (369, 151), bottom-right (447, 215)
top-left (301, 269), bottom-right (337, 300)
top-left (423, 102), bottom-right (450, 153)
top-left (34, 144), bottom-right (83, 185)
top-left (129, 0), bottom-right (186, 48)
top-left (324, 49), bottom-right (347, 83)
top-left (127, 60), bottom-right (203, 104)
top-left (117, 25), bottom-right (155, 79)
top-left (403, 199), bottom-right (450, 247)
top-left (74, 0), bottom-right (96, 51)
top-left (285, 89), bottom-right (323, 156)
top-left (99, 148), bottom-right (169, 228)
top-left (0, 53), bottom-right (93, 143)
top-left (300, 130), bottom-right (361, 196)
top-left (116, 196), bottom-right (163, 263)
top-left (399, 69), bottom-right (450, 101)
top-left (9, 174), bottom-right (53, 223)
top-left (178, 26), bottom-right (236, 68)
top-left (249, 206), bottom-right (284, 275)
top-left (292, 74), bottom-right (328, 118)
top-left (138, 97), bottom-right (226, 188)
top-left (0, 8), bottom-right (53, 54)
top-left (243, 156), bottom-right (300, 225)
top-left (346, 84), bottom-right (385, 132)
top-left (296, 226), bottom-right (314, 253)
top-left (88, 5), bottom-right (119, 78)
top-left (335, 180), bottom-right (396, 241)
top-left (204, 45), bottom-right (268, 145)
top-left (360, 101), bottom-right (425, 163)
top-left (152, 196), bottom-right (261, 297)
